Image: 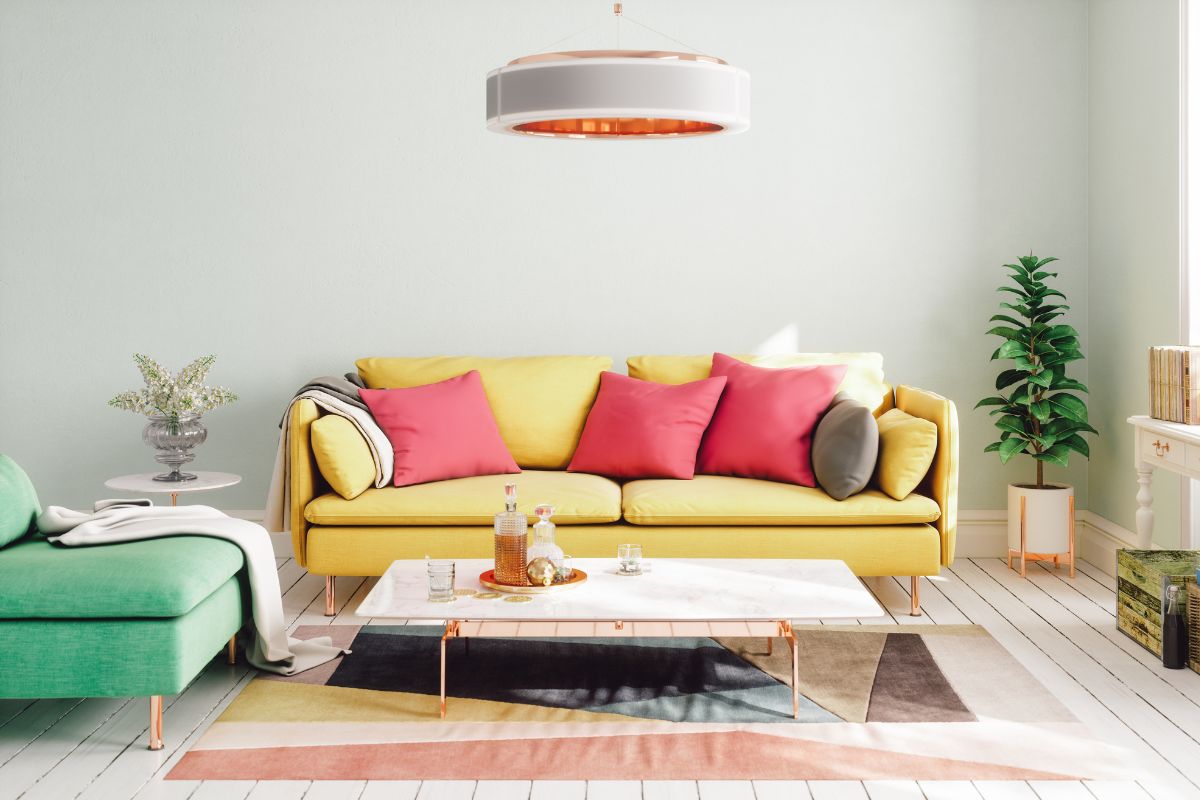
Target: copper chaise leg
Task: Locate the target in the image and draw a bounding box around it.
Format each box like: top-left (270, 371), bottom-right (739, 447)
top-left (148, 695), bottom-right (164, 751)
top-left (227, 635), bottom-right (237, 665)
top-left (910, 576), bottom-right (922, 617)
top-left (325, 575), bottom-right (336, 616)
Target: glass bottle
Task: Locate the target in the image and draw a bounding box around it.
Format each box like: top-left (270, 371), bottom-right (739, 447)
top-left (493, 482), bottom-right (528, 585)
top-left (1163, 584), bottom-right (1188, 670)
top-left (527, 504), bottom-right (564, 572)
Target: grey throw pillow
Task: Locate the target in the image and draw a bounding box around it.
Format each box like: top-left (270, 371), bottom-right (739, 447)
top-left (812, 392), bottom-right (880, 500)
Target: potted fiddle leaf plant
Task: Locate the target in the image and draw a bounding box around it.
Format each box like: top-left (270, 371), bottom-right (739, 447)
top-left (976, 254), bottom-right (1095, 571)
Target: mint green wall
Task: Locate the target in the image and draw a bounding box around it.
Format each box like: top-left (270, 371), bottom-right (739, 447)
top-left (0, 0), bottom-right (1090, 513)
top-left (1087, 0), bottom-right (1183, 547)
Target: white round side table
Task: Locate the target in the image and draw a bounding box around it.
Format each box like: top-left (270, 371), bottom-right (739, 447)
top-left (104, 471), bottom-right (241, 507)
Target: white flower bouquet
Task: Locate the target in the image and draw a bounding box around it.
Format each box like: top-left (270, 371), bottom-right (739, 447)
top-left (109, 354), bottom-right (238, 424)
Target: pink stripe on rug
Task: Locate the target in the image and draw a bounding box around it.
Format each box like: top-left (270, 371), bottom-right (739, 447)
top-left (167, 731), bottom-right (1084, 781)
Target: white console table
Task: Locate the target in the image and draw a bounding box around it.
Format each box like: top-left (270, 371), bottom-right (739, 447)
top-left (1128, 415), bottom-right (1199, 548)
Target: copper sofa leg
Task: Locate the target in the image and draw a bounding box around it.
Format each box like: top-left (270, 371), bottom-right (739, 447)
top-left (148, 695), bottom-right (164, 751)
top-left (910, 576), bottom-right (922, 617)
top-left (325, 575), bottom-right (336, 616)
top-left (227, 635), bottom-right (237, 665)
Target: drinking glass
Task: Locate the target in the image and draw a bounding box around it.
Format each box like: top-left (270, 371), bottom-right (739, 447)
top-left (557, 554), bottom-right (574, 582)
top-left (617, 544), bottom-right (643, 576)
top-left (427, 560), bottom-right (456, 602)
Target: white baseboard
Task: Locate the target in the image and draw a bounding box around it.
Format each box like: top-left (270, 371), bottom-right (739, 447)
top-left (257, 508), bottom-right (1142, 577)
top-left (956, 508), bottom-right (1139, 577)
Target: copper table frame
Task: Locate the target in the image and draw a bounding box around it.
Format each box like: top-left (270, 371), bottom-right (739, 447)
top-left (437, 618), bottom-right (800, 720)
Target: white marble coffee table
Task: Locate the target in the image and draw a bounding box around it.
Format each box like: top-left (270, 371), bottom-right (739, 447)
top-left (356, 558), bottom-right (882, 719)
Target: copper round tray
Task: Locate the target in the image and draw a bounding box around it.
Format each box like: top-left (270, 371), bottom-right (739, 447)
top-left (478, 568), bottom-right (588, 595)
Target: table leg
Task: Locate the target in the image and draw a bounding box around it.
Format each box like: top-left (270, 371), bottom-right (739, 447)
top-left (170, 492), bottom-right (178, 507)
top-left (779, 620), bottom-right (799, 719)
top-left (440, 621), bottom-right (460, 719)
top-left (1135, 462), bottom-right (1154, 549)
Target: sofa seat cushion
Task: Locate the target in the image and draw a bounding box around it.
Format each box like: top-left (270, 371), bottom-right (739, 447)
top-left (305, 470), bottom-right (622, 526)
top-left (0, 536), bottom-right (245, 619)
top-left (622, 476), bottom-right (940, 526)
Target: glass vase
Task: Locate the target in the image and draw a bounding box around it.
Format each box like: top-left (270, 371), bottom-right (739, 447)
top-left (142, 413), bottom-right (207, 482)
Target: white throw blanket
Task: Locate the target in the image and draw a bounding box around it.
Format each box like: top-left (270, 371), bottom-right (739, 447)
top-left (38, 501), bottom-right (348, 676)
top-left (264, 390), bottom-right (393, 533)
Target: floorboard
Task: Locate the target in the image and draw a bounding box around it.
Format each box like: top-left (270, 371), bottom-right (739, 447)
top-left (6, 556), bottom-right (1198, 800)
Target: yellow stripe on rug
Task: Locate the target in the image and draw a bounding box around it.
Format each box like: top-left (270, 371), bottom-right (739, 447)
top-left (217, 680), bottom-right (639, 724)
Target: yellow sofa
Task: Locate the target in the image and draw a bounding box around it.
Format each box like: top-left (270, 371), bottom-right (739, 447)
top-left (287, 354), bottom-right (958, 616)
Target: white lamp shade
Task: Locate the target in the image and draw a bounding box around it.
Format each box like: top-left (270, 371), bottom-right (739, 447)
top-left (486, 52), bottom-right (750, 139)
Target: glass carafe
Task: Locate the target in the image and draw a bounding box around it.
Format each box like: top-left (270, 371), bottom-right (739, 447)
top-left (493, 483), bottom-right (528, 585)
top-left (527, 504), bottom-right (564, 571)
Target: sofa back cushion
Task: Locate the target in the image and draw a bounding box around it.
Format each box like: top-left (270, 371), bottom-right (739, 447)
top-left (359, 372), bottom-right (520, 487)
top-left (358, 356), bottom-right (610, 469)
top-left (627, 353), bottom-right (889, 413)
top-left (697, 354), bottom-right (847, 487)
top-left (568, 372), bottom-right (727, 480)
top-left (0, 454), bottom-right (40, 548)
top-left (311, 415), bottom-right (376, 500)
top-left (873, 408), bottom-right (939, 500)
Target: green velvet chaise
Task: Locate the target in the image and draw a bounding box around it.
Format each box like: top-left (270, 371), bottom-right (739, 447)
top-left (0, 455), bottom-right (248, 749)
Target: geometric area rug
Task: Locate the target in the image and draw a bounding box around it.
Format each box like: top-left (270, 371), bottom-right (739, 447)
top-left (169, 625), bottom-right (1141, 781)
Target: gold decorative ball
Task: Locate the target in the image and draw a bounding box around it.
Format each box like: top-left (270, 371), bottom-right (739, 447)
top-left (526, 557), bottom-right (557, 587)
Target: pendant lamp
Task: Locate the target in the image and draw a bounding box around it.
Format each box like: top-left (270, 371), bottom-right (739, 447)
top-left (486, 4), bottom-right (749, 139)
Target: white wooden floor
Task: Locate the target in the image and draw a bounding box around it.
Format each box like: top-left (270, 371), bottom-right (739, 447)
top-left (2, 556), bottom-right (1198, 800)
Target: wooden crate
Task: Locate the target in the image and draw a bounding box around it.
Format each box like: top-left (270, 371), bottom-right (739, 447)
top-left (1116, 549), bottom-right (1199, 657)
top-left (1189, 582), bottom-right (1200, 673)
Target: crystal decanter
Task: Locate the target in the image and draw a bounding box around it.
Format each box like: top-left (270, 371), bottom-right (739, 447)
top-left (527, 504), bottom-right (564, 571)
top-left (493, 482), bottom-right (529, 585)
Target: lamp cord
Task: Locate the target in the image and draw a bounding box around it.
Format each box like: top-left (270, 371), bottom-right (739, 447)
top-left (528, 5), bottom-right (705, 56)
top-left (620, 13), bottom-right (703, 54)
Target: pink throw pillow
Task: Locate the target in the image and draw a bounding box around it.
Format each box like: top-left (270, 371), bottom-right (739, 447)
top-left (568, 371), bottom-right (727, 480)
top-left (697, 353), bottom-right (847, 486)
top-left (359, 371), bottom-right (519, 487)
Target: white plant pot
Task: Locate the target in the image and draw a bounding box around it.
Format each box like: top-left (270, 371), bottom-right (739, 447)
top-left (1007, 483), bottom-right (1074, 555)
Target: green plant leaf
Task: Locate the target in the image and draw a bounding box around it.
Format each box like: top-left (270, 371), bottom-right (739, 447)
top-left (990, 314), bottom-right (1025, 327)
top-left (998, 286), bottom-right (1033, 299)
top-left (1012, 355), bottom-right (1037, 371)
top-left (999, 437), bottom-right (1028, 463)
top-left (1048, 393), bottom-right (1088, 423)
top-left (996, 369), bottom-right (1026, 390)
top-left (1032, 271), bottom-right (1058, 280)
top-left (1027, 371), bottom-right (1054, 388)
top-left (1033, 444), bottom-right (1071, 466)
top-left (986, 326), bottom-right (1023, 341)
top-left (975, 396), bottom-right (1008, 409)
top-left (1060, 434), bottom-right (1090, 458)
top-left (1045, 324), bottom-right (1079, 341)
top-left (1042, 351), bottom-right (1083, 367)
top-left (996, 340), bottom-right (1027, 359)
top-left (995, 415), bottom-right (1027, 435)
top-left (1035, 256), bottom-right (1060, 268)
top-left (1043, 418), bottom-right (1097, 437)
top-left (1001, 302), bottom-right (1033, 317)
top-left (1031, 400), bottom-right (1052, 423)
top-left (984, 441), bottom-right (1002, 453)
top-left (1050, 376), bottom-right (1088, 392)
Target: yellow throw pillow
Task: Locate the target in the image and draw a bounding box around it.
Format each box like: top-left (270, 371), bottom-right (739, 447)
top-left (627, 353), bottom-right (890, 414)
top-left (311, 415), bottom-right (376, 500)
top-left (873, 408), bottom-right (938, 500)
top-left (356, 355), bottom-right (611, 469)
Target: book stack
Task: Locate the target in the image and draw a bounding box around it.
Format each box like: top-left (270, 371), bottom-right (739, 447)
top-left (1149, 346), bottom-right (1200, 424)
